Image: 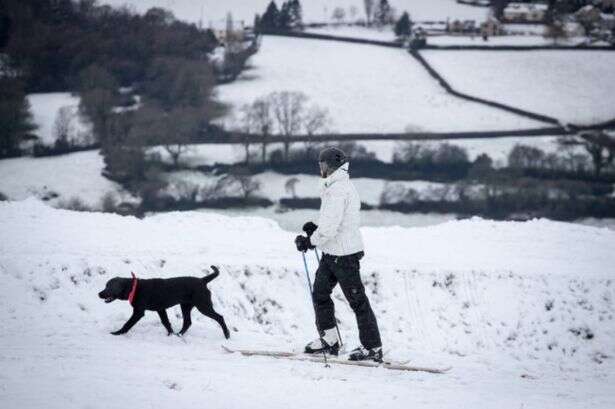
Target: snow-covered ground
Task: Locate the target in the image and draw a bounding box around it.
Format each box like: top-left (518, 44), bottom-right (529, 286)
top-left (0, 151), bottom-right (135, 209)
top-left (216, 36), bottom-right (544, 133)
top-left (422, 50), bottom-right (615, 125)
top-left (100, 0), bottom-right (490, 25)
top-left (1, 199), bottom-right (614, 408)
top-left (27, 93), bottom-right (92, 146)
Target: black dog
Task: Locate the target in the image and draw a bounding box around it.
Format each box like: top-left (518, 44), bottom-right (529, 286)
top-left (98, 265), bottom-right (230, 339)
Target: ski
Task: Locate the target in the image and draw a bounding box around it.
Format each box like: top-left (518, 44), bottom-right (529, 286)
top-left (221, 346), bottom-right (451, 374)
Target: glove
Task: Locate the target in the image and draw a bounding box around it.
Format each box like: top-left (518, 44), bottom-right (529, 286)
top-left (295, 235), bottom-right (314, 252)
top-left (302, 221), bottom-right (318, 237)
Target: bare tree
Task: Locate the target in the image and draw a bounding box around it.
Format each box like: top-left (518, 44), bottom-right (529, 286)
top-left (508, 144), bottom-right (545, 169)
top-left (238, 104), bottom-right (256, 164)
top-left (79, 88), bottom-right (115, 144)
top-left (332, 7), bottom-right (346, 24)
top-left (250, 97), bottom-right (274, 163)
top-left (544, 19), bottom-right (569, 45)
top-left (559, 133), bottom-right (615, 176)
top-left (131, 104), bottom-right (198, 168)
top-left (393, 142), bottom-right (423, 163)
top-left (269, 91), bottom-right (308, 162)
top-left (349, 6), bottom-right (359, 22)
top-left (162, 107), bottom-right (200, 168)
top-left (364, 0), bottom-right (375, 26)
top-left (302, 105), bottom-right (330, 160)
top-left (217, 167), bottom-right (261, 200)
top-left (303, 105), bottom-right (331, 136)
top-left (579, 131), bottom-right (615, 177)
top-left (53, 106), bottom-right (75, 147)
top-left (285, 177), bottom-right (300, 198)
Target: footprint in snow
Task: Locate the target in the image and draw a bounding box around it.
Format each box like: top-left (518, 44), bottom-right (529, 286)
top-left (163, 379), bottom-right (182, 391)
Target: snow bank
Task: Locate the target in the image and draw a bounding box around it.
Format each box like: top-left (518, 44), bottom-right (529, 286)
top-left (1, 199), bottom-right (614, 408)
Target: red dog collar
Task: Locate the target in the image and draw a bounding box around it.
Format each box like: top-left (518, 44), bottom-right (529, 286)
top-left (128, 272), bottom-right (138, 305)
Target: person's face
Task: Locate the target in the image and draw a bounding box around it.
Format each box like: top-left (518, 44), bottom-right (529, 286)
top-left (319, 161), bottom-right (330, 178)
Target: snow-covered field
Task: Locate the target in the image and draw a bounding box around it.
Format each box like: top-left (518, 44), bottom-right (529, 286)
top-left (428, 34), bottom-right (590, 46)
top-left (422, 50), bottom-right (615, 125)
top-left (1, 199), bottom-right (614, 408)
top-left (304, 26), bottom-right (594, 47)
top-left (216, 36), bottom-right (544, 133)
top-left (202, 207), bottom-right (458, 232)
top-left (100, 0), bottom-right (490, 25)
top-left (0, 151), bottom-right (134, 209)
top-left (27, 93), bottom-right (92, 146)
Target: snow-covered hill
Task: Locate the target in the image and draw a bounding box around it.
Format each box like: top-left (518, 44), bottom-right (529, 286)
top-left (1, 199), bottom-right (614, 408)
top-left (216, 36), bottom-right (544, 133)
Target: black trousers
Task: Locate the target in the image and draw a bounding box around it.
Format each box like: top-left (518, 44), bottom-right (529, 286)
top-left (312, 252), bottom-right (382, 350)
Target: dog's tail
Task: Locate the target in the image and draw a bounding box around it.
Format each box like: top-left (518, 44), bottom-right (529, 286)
top-left (203, 265), bottom-right (220, 284)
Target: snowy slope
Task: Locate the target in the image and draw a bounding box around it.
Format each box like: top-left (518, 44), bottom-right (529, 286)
top-left (215, 36), bottom-right (544, 133)
top-left (1, 199), bottom-right (614, 408)
top-left (422, 50), bottom-right (615, 125)
top-left (0, 151), bottom-right (135, 209)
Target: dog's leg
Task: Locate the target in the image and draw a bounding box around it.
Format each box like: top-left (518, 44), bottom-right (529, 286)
top-left (196, 305), bottom-right (230, 339)
top-left (157, 309), bottom-right (174, 335)
top-left (178, 304), bottom-right (193, 335)
top-left (111, 309), bottom-right (145, 335)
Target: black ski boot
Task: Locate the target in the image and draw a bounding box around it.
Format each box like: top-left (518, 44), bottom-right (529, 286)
top-left (348, 346), bottom-right (383, 363)
top-left (304, 338), bottom-right (340, 356)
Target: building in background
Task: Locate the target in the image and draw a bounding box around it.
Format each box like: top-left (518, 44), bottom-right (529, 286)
top-left (502, 2), bottom-right (549, 23)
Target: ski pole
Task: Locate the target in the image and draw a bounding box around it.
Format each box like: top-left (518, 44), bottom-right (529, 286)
top-left (302, 251), bottom-right (329, 367)
top-left (312, 249), bottom-right (343, 347)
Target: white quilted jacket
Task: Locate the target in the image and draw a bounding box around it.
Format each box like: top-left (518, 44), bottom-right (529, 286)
top-left (310, 163), bottom-right (365, 256)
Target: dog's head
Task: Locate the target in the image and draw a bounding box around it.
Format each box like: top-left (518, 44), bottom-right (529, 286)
top-left (98, 277), bottom-right (131, 303)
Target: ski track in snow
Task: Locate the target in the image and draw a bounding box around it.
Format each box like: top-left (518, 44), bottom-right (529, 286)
top-left (1, 199), bottom-right (614, 408)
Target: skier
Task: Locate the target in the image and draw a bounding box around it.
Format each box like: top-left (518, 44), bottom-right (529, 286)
top-left (295, 147), bottom-right (383, 362)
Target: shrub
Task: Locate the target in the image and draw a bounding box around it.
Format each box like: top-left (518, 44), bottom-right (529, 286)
top-left (433, 143), bottom-right (469, 166)
top-left (100, 192), bottom-right (118, 213)
top-left (0, 192), bottom-right (7, 201)
top-left (57, 197), bottom-right (91, 212)
top-left (508, 144), bottom-right (546, 169)
top-left (336, 141), bottom-right (377, 161)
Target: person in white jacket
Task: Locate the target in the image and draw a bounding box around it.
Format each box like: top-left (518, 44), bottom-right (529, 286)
top-left (295, 147), bottom-right (382, 362)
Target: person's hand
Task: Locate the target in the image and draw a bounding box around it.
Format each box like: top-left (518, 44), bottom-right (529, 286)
top-left (295, 235), bottom-right (314, 252)
top-left (302, 222), bottom-right (318, 237)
